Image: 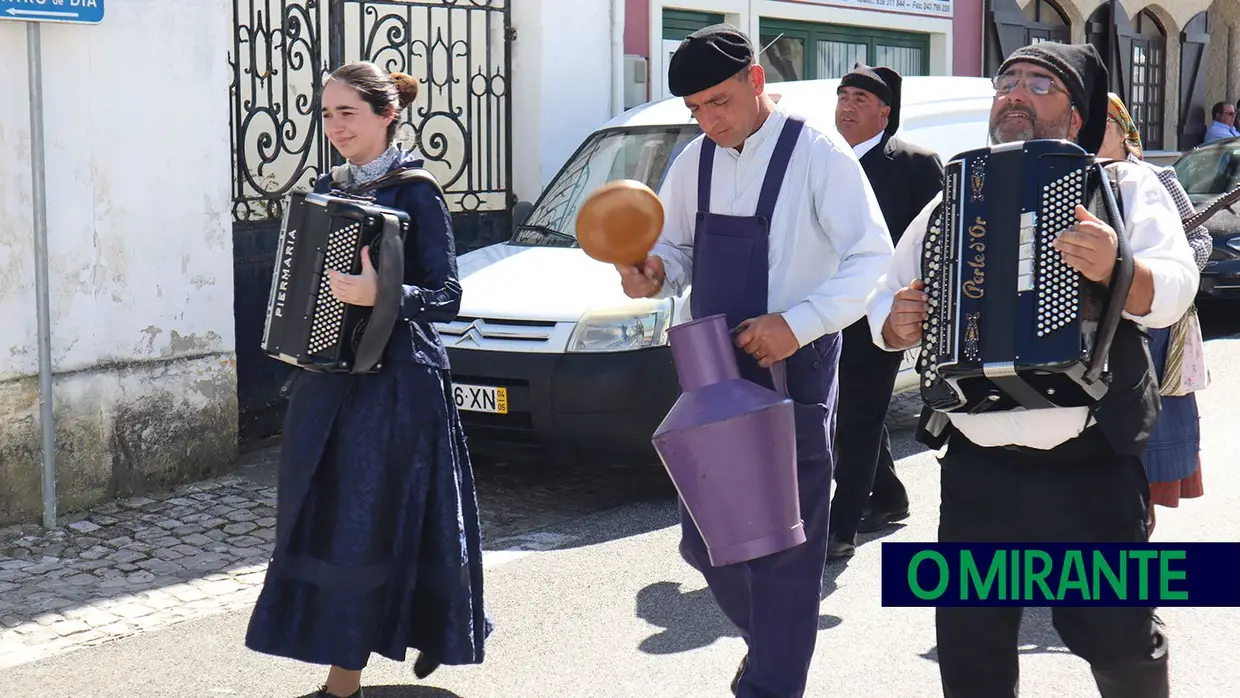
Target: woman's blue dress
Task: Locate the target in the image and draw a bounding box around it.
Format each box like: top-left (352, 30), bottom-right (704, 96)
top-left (244, 149), bottom-right (491, 672)
top-left (1142, 326), bottom-right (1201, 485)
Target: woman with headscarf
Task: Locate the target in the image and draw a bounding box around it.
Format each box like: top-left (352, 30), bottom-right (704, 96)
top-left (1099, 93), bottom-right (1211, 534)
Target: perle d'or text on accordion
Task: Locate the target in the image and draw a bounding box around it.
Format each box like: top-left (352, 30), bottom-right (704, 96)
top-left (916, 139), bottom-right (1135, 414)
top-left (261, 189), bottom-right (409, 374)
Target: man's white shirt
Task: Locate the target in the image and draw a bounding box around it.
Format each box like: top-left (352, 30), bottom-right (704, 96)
top-left (852, 131), bottom-right (884, 160)
top-left (650, 105), bottom-right (894, 346)
top-left (865, 160), bottom-right (1200, 450)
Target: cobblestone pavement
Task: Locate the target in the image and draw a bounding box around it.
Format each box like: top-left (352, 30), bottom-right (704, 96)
top-left (0, 443), bottom-right (676, 672)
top-left (0, 475), bottom-right (276, 670)
top-left (0, 403), bottom-right (920, 672)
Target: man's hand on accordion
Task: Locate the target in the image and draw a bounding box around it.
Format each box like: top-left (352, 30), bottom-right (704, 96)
top-left (882, 279), bottom-right (928, 351)
top-left (1053, 205), bottom-right (1119, 286)
top-left (328, 245), bottom-right (379, 307)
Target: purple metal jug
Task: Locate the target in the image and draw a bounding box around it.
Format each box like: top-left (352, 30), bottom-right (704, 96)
top-left (652, 313), bottom-right (805, 567)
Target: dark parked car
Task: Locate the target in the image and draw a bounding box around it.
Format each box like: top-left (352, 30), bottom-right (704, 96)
top-left (1174, 138), bottom-right (1240, 299)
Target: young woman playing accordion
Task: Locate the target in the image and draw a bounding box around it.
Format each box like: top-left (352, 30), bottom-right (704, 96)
top-left (244, 62), bottom-right (490, 698)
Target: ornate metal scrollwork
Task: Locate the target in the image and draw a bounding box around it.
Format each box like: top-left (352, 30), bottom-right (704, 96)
top-left (229, 0), bottom-right (511, 223)
top-left (229, 0), bottom-right (331, 222)
top-left (343, 0), bottom-right (510, 216)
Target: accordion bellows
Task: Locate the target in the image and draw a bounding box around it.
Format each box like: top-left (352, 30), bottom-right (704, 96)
top-left (917, 139), bottom-right (1134, 414)
top-left (261, 190), bottom-right (409, 374)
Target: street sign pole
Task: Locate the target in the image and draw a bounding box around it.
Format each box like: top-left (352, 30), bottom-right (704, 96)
top-left (27, 20), bottom-right (56, 530)
top-left (3, 2), bottom-right (104, 529)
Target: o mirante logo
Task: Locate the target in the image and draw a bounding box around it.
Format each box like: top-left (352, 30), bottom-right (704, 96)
top-left (881, 543), bottom-right (1240, 607)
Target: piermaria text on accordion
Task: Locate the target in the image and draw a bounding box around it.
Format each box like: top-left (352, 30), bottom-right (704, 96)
top-left (272, 227), bottom-right (297, 319)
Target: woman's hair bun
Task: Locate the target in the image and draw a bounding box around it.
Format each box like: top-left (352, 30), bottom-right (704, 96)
top-left (390, 72), bottom-right (419, 110)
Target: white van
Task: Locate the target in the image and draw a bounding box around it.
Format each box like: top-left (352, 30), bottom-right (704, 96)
top-left (436, 76), bottom-right (995, 466)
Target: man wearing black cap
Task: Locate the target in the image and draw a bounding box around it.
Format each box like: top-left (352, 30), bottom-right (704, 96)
top-left (827, 63), bottom-right (945, 560)
top-left (617, 23), bottom-right (894, 698)
top-left (868, 43), bottom-right (1197, 697)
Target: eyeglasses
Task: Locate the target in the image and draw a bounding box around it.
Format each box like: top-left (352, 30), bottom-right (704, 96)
top-left (991, 73), bottom-right (1066, 97)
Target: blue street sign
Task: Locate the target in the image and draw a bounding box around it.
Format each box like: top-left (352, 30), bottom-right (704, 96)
top-left (1, 0), bottom-right (104, 25)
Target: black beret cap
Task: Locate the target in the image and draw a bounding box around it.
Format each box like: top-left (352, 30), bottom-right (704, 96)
top-left (840, 62), bottom-right (893, 104)
top-left (667, 23), bottom-right (755, 97)
top-left (998, 42), bottom-right (1109, 153)
top-left (840, 62), bottom-right (904, 136)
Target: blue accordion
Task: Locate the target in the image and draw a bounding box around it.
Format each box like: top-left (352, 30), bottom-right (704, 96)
top-left (917, 139), bottom-right (1134, 414)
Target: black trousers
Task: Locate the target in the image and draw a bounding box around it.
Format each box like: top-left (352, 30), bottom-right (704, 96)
top-left (936, 427), bottom-right (1169, 698)
top-left (830, 319), bottom-right (906, 541)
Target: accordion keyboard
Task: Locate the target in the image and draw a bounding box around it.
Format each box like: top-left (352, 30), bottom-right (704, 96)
top-left (308, 220), bottom-right (363, 355)
top-left (1036, 170), bottom-right (1086, 337)
top-left (918, 166), bottom-right (960, 391)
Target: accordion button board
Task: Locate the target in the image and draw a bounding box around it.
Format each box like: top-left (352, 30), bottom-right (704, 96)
top-left (308, 219), bottom-right (362, 355)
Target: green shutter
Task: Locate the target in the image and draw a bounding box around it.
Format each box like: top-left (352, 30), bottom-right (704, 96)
top-left (757, 18), bottom-right (931, 81)
top-left (663, 10), bottom-right (726, 41)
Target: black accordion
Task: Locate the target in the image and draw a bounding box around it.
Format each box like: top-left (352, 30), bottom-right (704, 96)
top-left (917, 139), bottom-right (1134, 414)
top-left (261, 189), bottom-right (409, 374)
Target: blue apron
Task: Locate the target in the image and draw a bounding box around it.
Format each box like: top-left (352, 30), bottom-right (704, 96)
top-left (677, 117), bottom-right (840, 698)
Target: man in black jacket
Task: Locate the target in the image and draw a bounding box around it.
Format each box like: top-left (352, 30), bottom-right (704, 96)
top-left (827, 63), bottom-right (944, 560)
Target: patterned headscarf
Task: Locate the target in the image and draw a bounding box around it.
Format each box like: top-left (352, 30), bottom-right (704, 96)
top-left (1107, 92), bottom-right (1142, 158)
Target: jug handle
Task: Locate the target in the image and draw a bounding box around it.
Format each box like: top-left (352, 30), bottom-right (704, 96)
top-left (770, 361), bottom-right (789, 398)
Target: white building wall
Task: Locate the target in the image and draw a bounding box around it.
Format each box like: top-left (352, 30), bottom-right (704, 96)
top-left (511, 0), bottom-right (619, 205)
top-left (0, 0), bottom-right (238, 525)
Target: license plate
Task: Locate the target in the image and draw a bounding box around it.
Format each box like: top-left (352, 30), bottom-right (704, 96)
top-left (453, 383), bottom-right (508, 414)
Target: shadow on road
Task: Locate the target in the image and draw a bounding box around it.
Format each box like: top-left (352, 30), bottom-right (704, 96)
top-left (296, 687), bottom-right (462, 698)
top-left (632, 562), bottom-right (848, 655)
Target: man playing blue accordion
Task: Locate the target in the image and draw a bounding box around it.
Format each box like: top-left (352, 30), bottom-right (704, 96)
top-left (867, 43), bottom-right (1197, 698)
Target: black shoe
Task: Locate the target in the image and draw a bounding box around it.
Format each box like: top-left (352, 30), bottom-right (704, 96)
top-left (827, 535), bottom-right (856, 560)
top-left (413, 652), bottom-right (441, 679)
top-left (857, 507), bottom-right (909, 533)
top-left (730, 654), bottom-right (747, 695)
top-left (315, 687), bottom-right (363, 698)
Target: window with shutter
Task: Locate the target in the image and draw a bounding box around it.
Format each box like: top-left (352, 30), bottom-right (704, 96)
top-left (1021, 0), bottom-right (1070, 45)
top-left (1178, 12), bottom-right (1210, 150)
top-left (1129, 11), bottom-right (1167, 151)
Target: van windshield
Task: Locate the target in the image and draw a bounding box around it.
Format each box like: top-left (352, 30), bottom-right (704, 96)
top-left (1174, 138), bottom-right (1240, 201)
top-left (513, 125), bottom-right (701, 247)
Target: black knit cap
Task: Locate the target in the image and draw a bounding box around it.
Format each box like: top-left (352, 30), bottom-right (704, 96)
top-left (840, 62), bottom-right (903, 137)
top-left (998, 42), bottom-right (1109, 153)
top-left (840, 62), bottom-right (892, 104)
top-left (667, 23), bottom-right (754, 97)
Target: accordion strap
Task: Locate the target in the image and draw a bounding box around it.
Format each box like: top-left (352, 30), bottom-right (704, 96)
top-left (1084, 162), bottom-right (1135, 384)
top-left (350, 212), bottom-right (406, 374)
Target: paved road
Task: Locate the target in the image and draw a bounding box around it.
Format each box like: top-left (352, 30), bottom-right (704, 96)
top-left (4, 307), bottom-right (1240, 697)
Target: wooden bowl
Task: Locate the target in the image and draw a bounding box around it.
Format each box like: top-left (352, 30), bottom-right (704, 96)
top-left (575, 179), bottom-right (665, 266)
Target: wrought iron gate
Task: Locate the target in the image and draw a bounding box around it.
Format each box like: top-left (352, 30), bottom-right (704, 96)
top-left (228, 0), bottom-right (513, 442)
